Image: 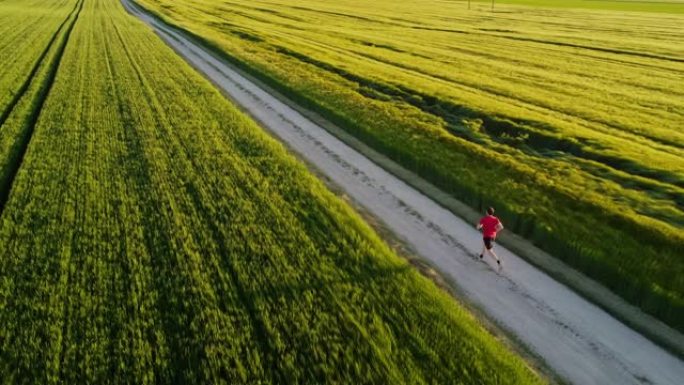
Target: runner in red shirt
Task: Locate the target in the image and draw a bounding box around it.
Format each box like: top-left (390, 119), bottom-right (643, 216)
top-left (476, 207), bottom-right (504, 267)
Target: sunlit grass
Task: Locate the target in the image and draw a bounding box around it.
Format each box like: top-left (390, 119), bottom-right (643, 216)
top-left (0, 0), bottom-right (546, 383)
top-left (137, 0), bottom-right (684, 329)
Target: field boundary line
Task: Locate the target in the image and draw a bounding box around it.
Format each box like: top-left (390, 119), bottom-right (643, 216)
top-left (124, 0), bottom-right (684, 359)
top-left (0, 0), bottom-right (84, 212)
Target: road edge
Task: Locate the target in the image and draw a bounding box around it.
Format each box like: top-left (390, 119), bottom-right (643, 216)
top-left (124, 0), bottom-right (684, 359)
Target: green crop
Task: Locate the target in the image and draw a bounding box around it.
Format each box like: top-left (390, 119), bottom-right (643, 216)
top-left (0, 0), bottom-right (74, 113)
top-left (474, 0), bottom-right (684, 14)
top-left (0, 0), bottom-right (81, 204)
top-left (134, 0), bottom-right (684, 330)
top-left (0, 0), bottom-right (545, 383)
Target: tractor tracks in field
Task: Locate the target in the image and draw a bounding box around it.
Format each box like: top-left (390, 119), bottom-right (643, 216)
top-left (0, 0), bottom-right (84, 212)
top-left (0, 0), bottom-right (79, 128)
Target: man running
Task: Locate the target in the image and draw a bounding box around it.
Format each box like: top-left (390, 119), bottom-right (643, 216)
top-left (476, 207), bottom-right (504, 267)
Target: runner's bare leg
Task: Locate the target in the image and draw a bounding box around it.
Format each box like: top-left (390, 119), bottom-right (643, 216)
top-left (487, 248), bottom-right (502, 267)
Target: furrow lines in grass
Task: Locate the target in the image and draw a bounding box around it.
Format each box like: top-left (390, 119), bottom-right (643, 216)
top-left (270, 42), bottom-right (684, 191)
top-left (271, 33), bottom-right (684, 156)
top-left (480, 33), bottom-right (684, 63)
top-left (0, 0), bottom-right (79, 128)
top-left (0, 0), bottom-right (83, 213)
top-left (108, 18), bottom-right (276, 382)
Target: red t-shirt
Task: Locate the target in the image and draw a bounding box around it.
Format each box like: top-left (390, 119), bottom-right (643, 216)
top-left (479, 215), bottom-right (501, 238)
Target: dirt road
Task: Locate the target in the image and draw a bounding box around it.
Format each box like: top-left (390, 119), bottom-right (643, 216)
top-left (121, 0), bottom-right (684, 383)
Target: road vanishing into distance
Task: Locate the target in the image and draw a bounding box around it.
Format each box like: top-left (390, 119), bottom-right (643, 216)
top-left (121, 0), bottom-right (684, 383)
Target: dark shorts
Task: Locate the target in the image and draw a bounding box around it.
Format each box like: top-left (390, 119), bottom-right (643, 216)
top-left (483, 237), bottom-right (496, 250)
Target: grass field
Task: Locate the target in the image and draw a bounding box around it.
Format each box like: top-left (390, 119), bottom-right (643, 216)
top-left (0, 0), bottom-right (79, 205)
top-left (0, 0), bottom-right (73, 116)
top-left (134, 0), bottom-right (684, 330)
top-left (482, 0), bottom-right (684, 13)
top-left (0, 0), bottom-right (546, 383)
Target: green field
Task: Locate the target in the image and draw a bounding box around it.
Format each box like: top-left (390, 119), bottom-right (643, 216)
top-left (0, 0), bottom-right (78, 203)
top-left (135, 0), bottom-right (684, 329)
top-left (483, 0), bottom-right (684, 13)
top-left (0, 0), bottom-right (545, 383)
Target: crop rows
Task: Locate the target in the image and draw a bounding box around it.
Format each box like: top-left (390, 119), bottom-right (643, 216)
top-left (0, 0), bottom-right (544, 383)
top-left (0, 0), bottom-right (74, 116)
top-left (0, 0), bottom-right (82, 207)
top-left (135, 0), bottom-right (684, 329)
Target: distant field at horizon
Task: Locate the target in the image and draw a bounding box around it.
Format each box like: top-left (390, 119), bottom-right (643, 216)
top-left (471, 0), bottom-right (684, 13)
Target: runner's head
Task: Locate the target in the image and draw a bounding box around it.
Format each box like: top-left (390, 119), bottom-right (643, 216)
top-left (487, 207), bottom-right (495, 215)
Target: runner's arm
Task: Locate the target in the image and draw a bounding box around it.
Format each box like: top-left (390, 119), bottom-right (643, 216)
top-left (496, 221), bottom-right (504, 231)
